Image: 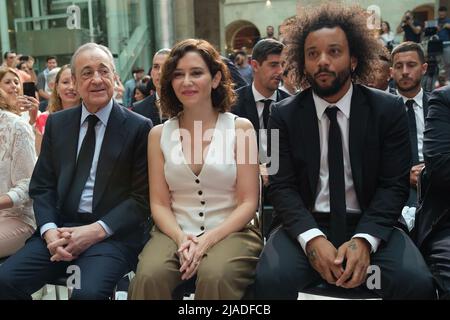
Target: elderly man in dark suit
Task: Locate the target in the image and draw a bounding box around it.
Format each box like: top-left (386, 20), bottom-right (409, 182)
top-left (253, 4), bottom-right (435, 300)
top-left (415, 85), bottom-right (450, 299)
top-left (0, 43), bottom-right (152, 299)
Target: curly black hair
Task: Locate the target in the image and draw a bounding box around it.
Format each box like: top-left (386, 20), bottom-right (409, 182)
top-left (286, 2), bottom-right (382, 85)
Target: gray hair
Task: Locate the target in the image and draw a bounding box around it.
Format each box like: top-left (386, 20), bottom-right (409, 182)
top-left (47, 67), bottom-right (61, 85)
top-left (154, 48), bottom-right (171, 58)
top-left (70, 42), bottom-right (116, 76)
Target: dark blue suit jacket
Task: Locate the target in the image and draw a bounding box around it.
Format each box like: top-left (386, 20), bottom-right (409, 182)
top-left (29, 101), bottom-right (152, 256)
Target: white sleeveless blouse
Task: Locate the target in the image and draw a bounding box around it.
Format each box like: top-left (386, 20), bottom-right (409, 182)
top-left (160, 112), bottom-right (238, 236)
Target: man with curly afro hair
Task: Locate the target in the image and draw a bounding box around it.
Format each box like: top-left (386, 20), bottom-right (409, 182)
top-left (253, 3), bottom-right (436, 299)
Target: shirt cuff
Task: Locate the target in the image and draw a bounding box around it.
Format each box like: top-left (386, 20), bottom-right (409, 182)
top-left (97, 220), bottom-right (114, 237)
top-left (5, 191), bottom-right (19, 207)
top-left (297, 228), bottom-right (326, 254)
top-left (40, 223), bottom-right (58, 237)
top-left (352, 234), bottom-right (381, 253)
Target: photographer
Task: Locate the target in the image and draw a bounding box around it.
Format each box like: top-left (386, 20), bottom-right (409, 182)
top-left (397, 10), bottom-right (422, 43)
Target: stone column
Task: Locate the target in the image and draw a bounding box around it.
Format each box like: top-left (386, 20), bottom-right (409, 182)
top-left (173, 0), bottom-right (195, 43)
top-left (154, 0), bottom-right (175, 49)
top-left (0, 0), bottom-right (10, 53)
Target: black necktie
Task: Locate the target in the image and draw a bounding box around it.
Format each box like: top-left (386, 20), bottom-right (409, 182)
top-left (65, 115), bottom-right (100, 215)
top-left (405, 99), bottom-right (420, 165)
top-left (261, 99), bottom-right (272, 129)
top-left (325, 107), bottom-right (347, 247)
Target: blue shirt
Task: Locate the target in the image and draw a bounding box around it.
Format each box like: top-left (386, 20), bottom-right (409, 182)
top-left (437, 18), bottom-right (450, 41)
top-left (123, 79), bottom-right (136, 108)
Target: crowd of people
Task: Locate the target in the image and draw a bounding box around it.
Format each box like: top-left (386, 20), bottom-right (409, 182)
top-left (0, 2), bottom-right (449, 300)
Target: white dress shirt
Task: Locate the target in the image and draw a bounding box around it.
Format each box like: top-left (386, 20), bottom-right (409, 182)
top-left (252, 83), bottom-right (277, 157)
top-left (40, 100), bottom-right (114, 237)
top-left (297, 85), bottom-right (381, 253)
top-left (397, 88), bottom-right (425, 162)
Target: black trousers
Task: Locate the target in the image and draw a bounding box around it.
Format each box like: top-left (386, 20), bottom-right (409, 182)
top-left (0, 234), bottom-right (133, 300)
top-left (254, 216), bottom-right (436, 300)
top-left (422, 220), bottom-right (450, 299)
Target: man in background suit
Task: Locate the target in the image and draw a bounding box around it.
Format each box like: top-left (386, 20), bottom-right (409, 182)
top-left (0, 43), bottom-right (152, 299)
top-left (366, 48), bottom-right (395, 94)
top-left (222, 55), bottom-right (248, 90)
top-left (253, 4), bottom-right (435, 299)
top-left (132, 48), bottom-right (171, 126)
top-left (391, 42), bottom-right (430, 232)
top-left (415, 85), bottom-right (450, 299)
top-left (232, 38), bottom-right (289, 187)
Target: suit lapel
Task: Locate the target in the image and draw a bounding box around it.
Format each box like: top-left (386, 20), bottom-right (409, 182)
top-left (59, 107), bottom-right (82, 200)
top-left (244, 87), bottom-right (260, 131)
top-left (299, 90), bottom-right (321, 197)
top-left (423, 91), bottom-right (429, 117)
top-left (277, 89), bottom-right (289, 102)
top-left (348, 85), bottom-right (370, 207)
top-left (148, 95), bottom-right (161, 125)
top-left (92, 103), bottom-right (127, 211)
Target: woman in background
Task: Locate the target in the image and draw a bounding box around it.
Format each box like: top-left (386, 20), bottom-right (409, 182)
top-left (0, 67), bottom-right (39, 126)
top-left (133, 82), bottom-right (151, 104)
top-left (0, 87), bottom-right (36, 258)
top-left (35, 65), bottom-right (80, 154)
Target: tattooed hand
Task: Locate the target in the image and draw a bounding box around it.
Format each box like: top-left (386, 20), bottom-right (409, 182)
top-left (334, 238), bottom-right (371, 289)
top-left (306, 236), bottom-right (344, 284)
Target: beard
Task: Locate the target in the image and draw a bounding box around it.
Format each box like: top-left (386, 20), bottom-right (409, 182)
top-left (305, 65), bottom-right (352, 98)
top-left (396, 77), bottom-right (421, 93)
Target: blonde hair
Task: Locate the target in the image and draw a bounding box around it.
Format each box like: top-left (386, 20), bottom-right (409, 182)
top-left (48, 65), bottom-right (79, 113)
top-left (0, 67), bottom-right (22, 115)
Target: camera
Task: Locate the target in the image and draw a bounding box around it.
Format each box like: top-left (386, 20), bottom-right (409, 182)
top-left (424, 20), bottom-right (438, 37)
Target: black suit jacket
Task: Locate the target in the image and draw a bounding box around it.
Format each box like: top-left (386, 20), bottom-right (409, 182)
top-left (222, 56), bottom-right (248, 90)
top-left (131, 94), bottom-right (159, 126)
top-left (268, 84), bottom-right (411, 243)
top-left (232, 84), bottom-right (290, 132)
top-left (29, 102), bottom-right (152, 253)
top-left (415, 85), bottom-right (450, 248)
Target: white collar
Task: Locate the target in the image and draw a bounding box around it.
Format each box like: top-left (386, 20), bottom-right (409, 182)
top-left (397, 88), bottom-right (424, 108)
top-left (252, 83), bottom-right (277, 103)
top-left (80, 99), bottom-right (113, 127)
top-left (313, 84), bottom-right (353, 120)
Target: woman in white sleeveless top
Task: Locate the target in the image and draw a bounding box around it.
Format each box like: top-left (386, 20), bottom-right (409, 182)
top-left (129, 39), bottom-right (263, 300)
